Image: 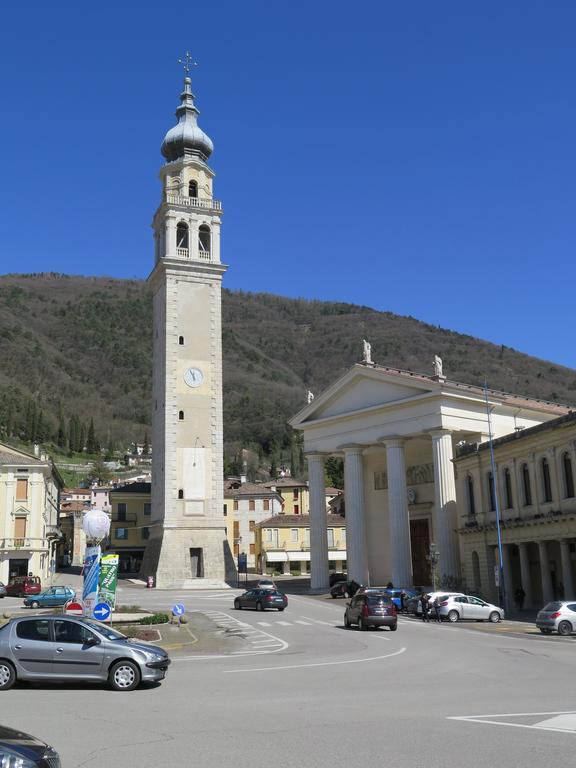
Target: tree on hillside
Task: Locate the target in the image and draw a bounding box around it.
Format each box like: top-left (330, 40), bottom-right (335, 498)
top-left (86, 418), bottom-right (97, 454)
top-left (57, 416), bottom-right (66, 449)
top-left (325, 456), bottom-right (344, 489)
top-left (79, 423), bottom-right (86, 453)
top-left (87, 457), bottom-right (110, 486)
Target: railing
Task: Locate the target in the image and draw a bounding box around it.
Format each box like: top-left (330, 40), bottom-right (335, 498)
top-left (197, 249), bottom-right (211, 261)
top-left (176, 247), bottom-right (189, 257)
top-left (166, 194), bottom-right (222, 211)
top-left (0, 538), bottom-right (49, 551)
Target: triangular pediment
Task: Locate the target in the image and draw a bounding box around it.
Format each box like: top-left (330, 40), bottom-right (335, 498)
top-left (291, 365), bottom-right (437, 425)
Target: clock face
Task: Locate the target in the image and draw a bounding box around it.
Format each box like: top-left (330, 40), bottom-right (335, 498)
top-left (184, 367), bottom-right (204, 388)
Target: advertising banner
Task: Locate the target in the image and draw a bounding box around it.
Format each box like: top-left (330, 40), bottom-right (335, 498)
top-left (83, 545), bottom-right (101, 618)
top-left (99, 554), bottom-right (119, 610)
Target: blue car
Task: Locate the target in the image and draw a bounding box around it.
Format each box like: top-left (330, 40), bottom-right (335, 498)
top-left (384, 588), bottom-right (419, 611)
top-left (23, 586), bottom-right (76, 608)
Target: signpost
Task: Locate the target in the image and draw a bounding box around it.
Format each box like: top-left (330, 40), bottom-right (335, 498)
top-left (238, 552), bottom-right (248, 588)
top-left (65, 601), bottom-right (83, 616)
top-left (82, 546), bottom-right (101, 619)
top-left (93, 602), bottom-right (112, 622)
top-left (172, 603), bottom-right (185, 617)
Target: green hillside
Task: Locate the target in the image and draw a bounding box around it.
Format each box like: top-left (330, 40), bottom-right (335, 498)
top-left (0, 273), bottom-right (575, 474)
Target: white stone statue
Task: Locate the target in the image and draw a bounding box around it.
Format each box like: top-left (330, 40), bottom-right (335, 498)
top-left (433, 355), bottom-right (443, 378)
top-left (307, 390), bottom-right (315, 404)
top-left (362, 339), bottom-right (373, 365)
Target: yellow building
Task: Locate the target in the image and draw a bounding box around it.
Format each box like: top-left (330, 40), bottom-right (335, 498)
top-left (263, 478), bottom-right (342, 516)
top-left (0, 442), bottom-right (63, 584)
top-left (256, 514), bottom-right (347, 576)
top-left (107, 482), bottom-right (151, 575)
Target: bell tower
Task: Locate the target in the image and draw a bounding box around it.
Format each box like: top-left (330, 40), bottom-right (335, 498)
top-left (142, 61), bottom-right (232, 587)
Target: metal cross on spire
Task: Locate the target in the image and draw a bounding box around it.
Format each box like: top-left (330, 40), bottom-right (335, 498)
top-left (178, 51), bottom-right (198, 75)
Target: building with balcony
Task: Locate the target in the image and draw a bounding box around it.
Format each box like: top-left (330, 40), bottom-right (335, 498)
top-left (256, 514), bottom-right (347, 576)
top-left (455, 410), bottom-right (576, 608)
top-left (106, 482), bottom-right (151, 575)
top-left (0, 442), bottom-right (63, 584)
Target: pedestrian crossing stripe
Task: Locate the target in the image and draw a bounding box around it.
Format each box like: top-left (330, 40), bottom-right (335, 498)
top-left (449, 711), bottom-right (576, 734)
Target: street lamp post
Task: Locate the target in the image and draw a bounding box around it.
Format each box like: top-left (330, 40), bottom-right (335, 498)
top-left (427, 542), bottom-right (440, 591)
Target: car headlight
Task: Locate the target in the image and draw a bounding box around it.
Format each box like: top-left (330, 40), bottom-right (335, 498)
top-left (139, 650), bottom-right (165, 663)
top-left (0, 746), bottom-right (39, 768)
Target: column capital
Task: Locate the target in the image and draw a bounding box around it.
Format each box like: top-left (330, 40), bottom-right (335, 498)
top-left (338, 443), bottom-right (365, 455)
top-left (429, 428), bottom-right (452, 440)
top-left (305, 452), bottom-right (326, 463)
top-left (378, 436), bottom-right (407, 448)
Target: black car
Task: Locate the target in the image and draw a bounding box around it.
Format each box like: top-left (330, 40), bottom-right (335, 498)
top-left (0, 724), bottom-right (60, 767)
top-left (329, 572), bottom-right (348, 587)
top-left (234, 588), bottom-right (287, 611)
top-left (330, 580), bottom-right (362, 599)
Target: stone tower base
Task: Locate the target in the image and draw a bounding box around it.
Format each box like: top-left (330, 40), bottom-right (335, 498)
top-left (140, 527), bottom-right (235, 589)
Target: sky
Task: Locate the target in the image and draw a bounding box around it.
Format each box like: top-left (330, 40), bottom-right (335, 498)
top-left (1, 1), bottom-right (575, 368)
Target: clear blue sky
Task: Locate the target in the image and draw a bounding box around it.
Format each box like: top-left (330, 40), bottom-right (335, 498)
top-left (1, 2), bottom-right (575, 368)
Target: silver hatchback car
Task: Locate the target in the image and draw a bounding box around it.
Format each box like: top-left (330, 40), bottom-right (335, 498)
top-left (0, 615), bottom-right (171, 691)
top-left (536, 601), bottom-right (576, 636)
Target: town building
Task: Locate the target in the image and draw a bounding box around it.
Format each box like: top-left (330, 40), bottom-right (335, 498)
top-left (106, 482), bottom-right (152, 575)
top-left (0, 443), bottom-right (63, 583)
top-left (454, 411), bottom-right (576, 608)
top-left (290, 358), bottom-right (571, 591)
top-left (263, 478), bottom-right (310, 515)
top-left (256, 514), bottom-right (347, 576)
top-left (224, 480), bottom-right (283, 570)
top-left (141, 66), bottom-right (230, 588)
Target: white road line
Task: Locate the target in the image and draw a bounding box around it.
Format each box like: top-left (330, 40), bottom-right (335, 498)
top-left (294, 620), bottom-right (312, 625)
top-left (275, 621), bottom-right (292, 626)
top-left (257, 622), bottom-right (272, 627)
top-left (225, 646), bottom-right (407, 673)
top-left (301, 617), bottom-right (340, 626)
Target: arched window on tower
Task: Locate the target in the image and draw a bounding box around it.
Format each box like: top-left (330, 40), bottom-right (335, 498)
top-left (178, 336), bottom-right (184, 346)
top-left (178, 489), bottom-right (184, 499)
top-left (541, 457), bottom-right (552, 503)
top-left (466, 475), bottom-right (476, 518)
top-left (178, 410), bottom-right (184, 421)
top-left (522, 463), bottom-right (532, 506)
top-left (188, 180), bottom-right (198, 198)
top-left (176, 223), bottom-right (189, 256)
top-left (487, 472), bottom-right (496, 512)
top-left (563, 451), bottom-right (575, 498)
top-left (198, 225), bottom-right (211, 258)
top-left (503, 468), bottom-right (513, 509)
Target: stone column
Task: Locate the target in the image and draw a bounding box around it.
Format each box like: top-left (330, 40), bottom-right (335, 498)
top-left (538, 540), bottom-right (554, 605)
top-left (528, 453), bottom-right (540, 513)
top-left (560, 539), bottom-right (573, 600)
top-left (307, 454), bottom-right (329, 592)
top-left (518, 542), bottom-right (534, 609)
top-left (501, 544), bottom-right (514, 610)
top-left (548, 447), bottom-right (563, 509)
top-left (165, 215), bottom-right (176, 258)
top-left (343, 446), bottom-right (369, 585)
top-left (383, 439), bottom-right (413, 586)
top-left (430, 430), bottom-right (460, 583)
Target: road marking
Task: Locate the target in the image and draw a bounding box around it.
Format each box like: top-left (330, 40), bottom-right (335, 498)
top-left (449, 710), bottom-right (576, 734)
top-left (225, 645), bottom-right (407, 673)
top-left (301, 617), bottom-right (340, 626)
top-left (257, 622), bottom-right (272, 627)
top-left (294, 620), bottom-right (312, 625)
top-left (199, 610), bottom-right (289, 657)
top-left (275, 621), bottom-right (292, 626)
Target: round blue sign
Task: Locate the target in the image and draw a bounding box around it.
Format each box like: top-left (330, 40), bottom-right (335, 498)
top-left (93, 602), bottom-right (112, 621)
top-left (172, 603), bottom-right (185, 616)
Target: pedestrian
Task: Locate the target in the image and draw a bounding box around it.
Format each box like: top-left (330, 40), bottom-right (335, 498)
top-left (400, 591), bottom-right (406, 613)
top-left (514, 586), bottom-right (526, 610)
top-left (386, 581), bottom-right (394, 589)
top-left (420, 593), bottom-right (429, 622)
top-left (433, 596), bottom-right (442, 622)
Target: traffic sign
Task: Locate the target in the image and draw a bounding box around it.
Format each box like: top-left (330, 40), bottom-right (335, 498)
top-left (65, 601), bottom-right (83, 616)
top-left (172, 603), bottom-right (185, 616)
top-left (93, 602), bottom-right (112, 621)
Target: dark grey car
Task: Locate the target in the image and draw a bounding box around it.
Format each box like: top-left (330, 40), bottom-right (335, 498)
top-left (0, 615), bottom-right (171, 692)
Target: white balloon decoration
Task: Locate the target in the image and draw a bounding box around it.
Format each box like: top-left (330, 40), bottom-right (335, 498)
top-left (82, 508), bottom-right (111, 543)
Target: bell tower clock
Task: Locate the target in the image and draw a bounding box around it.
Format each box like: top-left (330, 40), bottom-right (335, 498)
top-left (142, 59), bottom-right (231, 588)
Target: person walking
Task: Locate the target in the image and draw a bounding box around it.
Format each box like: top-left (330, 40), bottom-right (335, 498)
top-left (420, 593), bottom-right (429, 622)
top-left (514, 586), bottom-right (526, 611)
top-left (433, 596), bottom-right (442, 622)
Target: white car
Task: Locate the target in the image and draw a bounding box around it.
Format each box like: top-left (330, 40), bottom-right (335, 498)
top-left (438, 594), bottom-right (504, 623)
top-left (256, 579), bottom-right (277, 590)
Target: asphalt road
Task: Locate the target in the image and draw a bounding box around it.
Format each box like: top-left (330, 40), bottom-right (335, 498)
top-left (2, 584), bottom-right (576, 768)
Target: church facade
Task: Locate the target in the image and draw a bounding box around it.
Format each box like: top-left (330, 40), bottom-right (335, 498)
top-left (290, 359), bottom-right (570, 591)
top-left (141, 70), bottom-right (232, 588)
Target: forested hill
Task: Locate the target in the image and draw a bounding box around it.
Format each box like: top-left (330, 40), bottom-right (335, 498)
top-left (0, 273), bottom-right (575, 470)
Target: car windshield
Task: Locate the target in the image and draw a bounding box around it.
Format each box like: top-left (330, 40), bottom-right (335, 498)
top-left (82, 618), bottom-right (126, 641)
top-left (542, 602), bottom-right (562, 612)
top-left (367, 595), bottom-right (391, 605)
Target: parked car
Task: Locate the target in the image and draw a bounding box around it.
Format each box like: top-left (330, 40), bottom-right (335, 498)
top-left (256, 579), bottom-right (277, 590)
top-left (234, 589), bottom-right (288, 611)
top-left (344, 592), bottom-right (397, 631)
top-left (0, 583), bottom-right (6, 599)
top-left (438, 594), bottom-right (504, 623)
top-left (384, 588), bottom-right (420, 611)
top-left (406, 593), bottom-right (424, 615)
top-left (330, 580), bottom-right (362, 599)
top-left (0, 615), bottom-right (171, 691)
top-left (5, 576), bottom-right (41, 598)
top-left (329, 572), bottom-right (348, 587)
top-left (23, 586), bottom-right (76, 609)
top-left (0, 723), bottom-right (61, 767)
top-left (536, 601), bottom-right (576, 636)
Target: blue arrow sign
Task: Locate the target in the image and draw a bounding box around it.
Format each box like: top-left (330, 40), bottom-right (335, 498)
top-left (172, 603), bottom-right (185, 616)
top-left (93, 602), bottom-right (112, 621)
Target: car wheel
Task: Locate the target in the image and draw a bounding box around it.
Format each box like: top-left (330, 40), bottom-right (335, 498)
top-left (358, 617), bottom-right (365, 631)
top-left (109, 661), bottom-right (140, 692)
top-left (539, 628), bottom-right (552, 635)
top-left (30, 601), bottom-right (39, 609)
top-left (389, 624), bottom-right (398, 632)
top-left (557, 620), bottom-right (572, 636)
top-left (448, 610), bottom-right (459, 623)
top-left (234, 599), bottom-right (241, 610)
top-left (344, 614), bottom-right (351, 628)
top-left (278, 607), bottom-right (285, 612)
top-left (489, 611), bottom-right (501, 624)
top-left (256, 602), bottom-right (264, 612)
top-left (0, 661), bottom-right (15, 691)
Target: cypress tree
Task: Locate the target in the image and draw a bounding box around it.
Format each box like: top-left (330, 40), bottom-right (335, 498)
top-left (87, 418), bottom-right (96, 454)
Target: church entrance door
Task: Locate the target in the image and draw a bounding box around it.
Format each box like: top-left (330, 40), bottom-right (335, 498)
top-left (190, 548), bottom-right (204, 578)
top-left (410, 519), bottom-right (430, 586)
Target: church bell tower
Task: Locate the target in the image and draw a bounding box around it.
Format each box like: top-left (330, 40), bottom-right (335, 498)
top-left (142, 61), bottom-right (231, 587)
